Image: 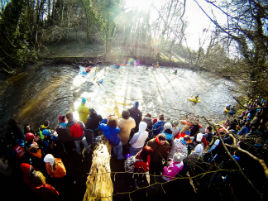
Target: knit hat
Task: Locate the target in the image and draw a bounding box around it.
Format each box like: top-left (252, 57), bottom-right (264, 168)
top-left (58, 115), bottom-right (65, 122)
top-left (196, 133), bottom-right (203, 142)
top-left (153, 118), bottom-right (158, 124)
top-left (44, 154), bottom-right (55, 166)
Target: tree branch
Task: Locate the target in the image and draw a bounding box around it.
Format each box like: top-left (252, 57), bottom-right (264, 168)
top-left (203, 116), bottom-right (264, 199)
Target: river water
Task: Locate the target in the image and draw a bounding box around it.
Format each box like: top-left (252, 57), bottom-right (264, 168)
top-left (0, 64), bottom-right (241, 131)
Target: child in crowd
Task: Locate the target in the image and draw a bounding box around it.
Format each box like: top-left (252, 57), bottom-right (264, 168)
top-left (162, 152), bottom-right (184, 181)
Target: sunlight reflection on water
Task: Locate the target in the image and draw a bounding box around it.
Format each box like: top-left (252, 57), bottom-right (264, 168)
top-left (1, 64), bottom-right (241, 130)
top-left (72, 65), bottom-right (240, 122)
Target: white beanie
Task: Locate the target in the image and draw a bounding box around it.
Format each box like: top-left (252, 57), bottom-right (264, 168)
top-left (196, 133), bottom-right (203, 142)
top-left (44, 154), bottom-right (55, 166)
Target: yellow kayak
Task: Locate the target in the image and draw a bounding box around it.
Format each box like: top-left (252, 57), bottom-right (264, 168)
top-left (188, 97), bottom-right (200, 103)
top-left (224, 108), bottom-right (230, 113)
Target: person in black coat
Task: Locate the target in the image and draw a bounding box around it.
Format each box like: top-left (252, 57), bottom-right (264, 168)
top-left (142, 113), bottom-right (153, 132)
top-left (85, 108), bottom-right (103, 145)
top-left (128, 101), bottom-right (142, 133)
top-left (85, 109), bottom-right (103, 132)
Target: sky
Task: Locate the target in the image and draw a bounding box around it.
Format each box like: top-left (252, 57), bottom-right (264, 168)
top-left (184, 0), bottom-right (227, 50)
top-left (124, 0), bottom-right (227, 51)
top-left (184, 0), bottom-right (213, 50)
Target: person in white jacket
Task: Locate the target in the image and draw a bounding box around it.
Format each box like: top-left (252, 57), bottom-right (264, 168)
top-left (129, 121), bottom-right (148, 156)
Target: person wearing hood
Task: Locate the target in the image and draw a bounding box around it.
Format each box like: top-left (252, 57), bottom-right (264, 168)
top-left (190, 133), bottom-right (204, 157)
top-left (129, 121), bottom-right (148, 156)
top-left (142, 113), bottom-right (153, 132)
top-left (171, 120), bottom-right (181, 137)
top-left (128, 101), bottom-right (142, 133)
top-left (85, 108), bottom-right (103, 133)
top-left (163, 122), bottom-right (173, 143)
top-left (78, 97), bottom-right (89, 124)
top-left (85, 108), bottom-right (102, 145)
top-left (43, 154), bottom-right (66, 178)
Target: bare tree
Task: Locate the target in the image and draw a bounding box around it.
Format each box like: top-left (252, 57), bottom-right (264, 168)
top-left (193, 0), bottom-right (268, 96)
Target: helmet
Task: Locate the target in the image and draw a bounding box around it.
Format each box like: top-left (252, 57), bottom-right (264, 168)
top-left (42, 129), bottom-right (51, 136)
top-left (164, 122), bottom-right (172, 130)
top-left (81, 97), bottom-right (86, 104)
top-left (26, 132), bottom-right (35, 142)
top-left (58, 115), bottom-right (65, 122)
top-left (44, 154), bottom-right (55, 165)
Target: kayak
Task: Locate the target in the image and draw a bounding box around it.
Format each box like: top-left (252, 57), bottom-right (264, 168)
top-left (112, 64), bottom-right (120, 68)
top-left (188, 98), bottom-right (200, 103)
top-left (224, 108), bottom-right (235, 115)
top-left (224, 108), bottom-right (230, 113)
top-left (180, 120), bottom-right (202, 128)
top-left (180, 120), bottom-right (193, 126)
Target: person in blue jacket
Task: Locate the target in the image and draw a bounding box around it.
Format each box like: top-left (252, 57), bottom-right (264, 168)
top-left (152, 114), bottom-right (165, 136)
top-left (237, 122), bottom-right (250, 135)
top-left (99, 115), bottom-right (124, 160)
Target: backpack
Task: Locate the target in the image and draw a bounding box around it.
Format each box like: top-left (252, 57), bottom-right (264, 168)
top-left (14, 145), bottom-right (25, 159)
top-left (70, 122), bottom-right (84, 138)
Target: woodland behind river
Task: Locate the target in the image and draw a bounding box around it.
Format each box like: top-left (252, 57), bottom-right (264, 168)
top-left (0, 0), bottom-right (267, 97)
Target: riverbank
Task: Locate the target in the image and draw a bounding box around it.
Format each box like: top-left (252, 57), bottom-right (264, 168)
top-left (39, 41), bottom-right (194, 69)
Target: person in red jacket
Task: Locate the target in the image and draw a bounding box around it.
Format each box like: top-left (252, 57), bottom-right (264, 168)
top-left (133, 145), bottom-right (153, 187)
